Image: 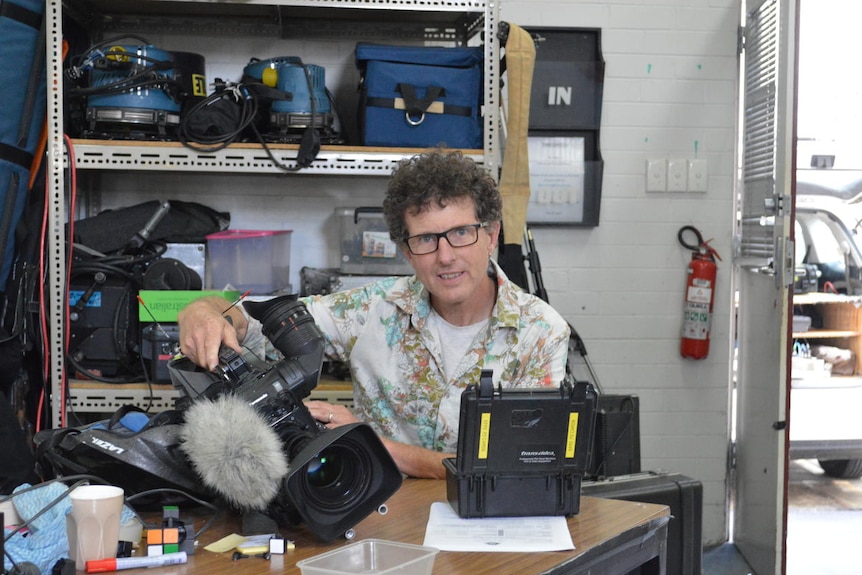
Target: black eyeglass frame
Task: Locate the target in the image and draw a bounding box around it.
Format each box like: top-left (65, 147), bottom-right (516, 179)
top-left (403, 222), bottom-right (489, 255)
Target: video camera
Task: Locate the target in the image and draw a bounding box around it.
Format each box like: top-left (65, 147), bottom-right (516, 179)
top-left (169, 295), bottom-right (402, 541)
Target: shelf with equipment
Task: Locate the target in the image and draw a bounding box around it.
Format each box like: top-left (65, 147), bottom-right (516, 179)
top-left (792, 292), bottom-right (862, 376)
top-left (58, 0), bottom-right (499, 165)
top-left (46, 0), bottom-right (500, 427)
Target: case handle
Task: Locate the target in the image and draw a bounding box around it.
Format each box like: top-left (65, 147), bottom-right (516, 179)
top-left (353, 206), bottom-right (382, 224)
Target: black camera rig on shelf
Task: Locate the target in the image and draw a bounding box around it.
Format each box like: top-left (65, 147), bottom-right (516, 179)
top-left (67, 200), bottom-right (227, 384)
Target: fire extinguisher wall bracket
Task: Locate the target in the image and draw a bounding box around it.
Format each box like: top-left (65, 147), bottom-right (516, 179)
top-left (678, 226), bottom-right (720, 360)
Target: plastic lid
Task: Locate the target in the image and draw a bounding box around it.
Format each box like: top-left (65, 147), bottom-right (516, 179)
top-left (84, 559), bottom-right (116, 573)
top-left (205, 229), bottom-right (293, 240)
top-left (262, 67), bottom-right (278, 87)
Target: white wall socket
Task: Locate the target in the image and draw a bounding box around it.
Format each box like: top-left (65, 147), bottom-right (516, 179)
top-left (646, 158), bottom-right (667, 192)
top-left (667, 158), bottom-right (688, 192)
top-left (688, 159), bottom-right (708, 192)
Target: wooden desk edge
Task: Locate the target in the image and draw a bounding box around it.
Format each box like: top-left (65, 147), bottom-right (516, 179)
top-left (172, 480), bottom-right (670, 575)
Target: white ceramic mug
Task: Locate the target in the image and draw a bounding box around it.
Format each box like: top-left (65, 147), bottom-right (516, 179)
top-left (66, 485), bottom-right (124, 571)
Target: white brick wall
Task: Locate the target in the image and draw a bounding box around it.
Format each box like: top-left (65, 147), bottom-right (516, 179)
top-left (501, 0), bottom-right (741, 546)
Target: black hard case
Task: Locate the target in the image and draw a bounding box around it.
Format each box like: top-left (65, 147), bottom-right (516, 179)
top-left (588, 393), bottom-right (642, 478)
top-left (445, 374), bottom-right (597, 518)
top-left (581, 471), bottom-right (703, 575)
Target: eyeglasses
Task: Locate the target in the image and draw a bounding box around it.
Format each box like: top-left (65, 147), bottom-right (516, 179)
top-left (404, 223), bottom-right (488, 255)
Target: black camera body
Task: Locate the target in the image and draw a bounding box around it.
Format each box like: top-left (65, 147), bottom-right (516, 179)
top-left (210, 344), bottom-right (323, 443)
top-left (169, 295), bottom-right (402, 541)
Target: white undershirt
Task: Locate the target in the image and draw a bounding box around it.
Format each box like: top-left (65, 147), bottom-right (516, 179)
top-left (428, 309), bottom-right (489, 382)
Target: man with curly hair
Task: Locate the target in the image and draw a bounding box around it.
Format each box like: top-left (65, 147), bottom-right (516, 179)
top-left (178, 149), bottom-right (570, 479)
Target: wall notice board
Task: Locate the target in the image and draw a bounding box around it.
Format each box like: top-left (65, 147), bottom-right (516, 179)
top-left (524, 27), bottom-right (604, 227)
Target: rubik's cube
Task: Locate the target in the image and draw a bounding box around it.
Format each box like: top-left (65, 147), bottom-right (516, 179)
top-left (147, 506), bottom-right (193, 556)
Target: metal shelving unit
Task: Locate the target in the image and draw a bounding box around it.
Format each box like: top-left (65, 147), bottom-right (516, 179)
top-left (69, 142), bottom-right (486, 174)
top-left (45, 0), bottom-right (500, 426)
top-left (68, 379), bottom-right (354, 414)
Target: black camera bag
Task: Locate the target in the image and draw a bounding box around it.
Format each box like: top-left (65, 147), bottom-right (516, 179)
top-left (34, 405), bottom-right (206, 502)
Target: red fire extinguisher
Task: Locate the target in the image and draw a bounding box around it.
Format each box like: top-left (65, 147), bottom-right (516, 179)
top-left (678, 226), bottom-right (721, 360)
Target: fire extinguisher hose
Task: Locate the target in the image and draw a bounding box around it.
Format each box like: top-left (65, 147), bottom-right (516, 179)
top-left (677, 225), bottom-right (721, 261)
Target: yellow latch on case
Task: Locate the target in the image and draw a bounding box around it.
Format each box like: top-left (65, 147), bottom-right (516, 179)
top-left (565, 412), bottom-right (579, 458)
top-left (478, 412), bottom-right (491, 459)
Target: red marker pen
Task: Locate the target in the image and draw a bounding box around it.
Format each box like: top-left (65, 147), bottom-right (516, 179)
top-left (86, 551), bottom-right (188, 573)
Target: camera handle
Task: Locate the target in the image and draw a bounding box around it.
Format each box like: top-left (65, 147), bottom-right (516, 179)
top-left (479, 369), bottom-right (496, 398)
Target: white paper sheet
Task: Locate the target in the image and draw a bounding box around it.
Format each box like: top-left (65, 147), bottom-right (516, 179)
top-left (422, 502), bottom-right (575, 552)
top-left (527, 136), bottom-right (586, 224)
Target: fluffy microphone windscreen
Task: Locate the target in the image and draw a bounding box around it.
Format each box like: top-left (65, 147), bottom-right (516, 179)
top-left (179, 395), bottom-right (288, 510)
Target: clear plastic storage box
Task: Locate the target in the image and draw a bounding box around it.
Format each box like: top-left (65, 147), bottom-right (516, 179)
top-left (296, 539), bottom-right (438, 575)
top-left (206, 229), bottom-right (292, 294)
top-left (337, 207), bottom-right (412, 276)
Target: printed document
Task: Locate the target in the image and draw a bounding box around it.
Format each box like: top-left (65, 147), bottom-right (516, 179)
top-left (423, 502), bottom-right (575, 552)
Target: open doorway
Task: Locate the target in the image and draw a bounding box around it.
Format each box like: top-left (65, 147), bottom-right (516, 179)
top-left (789, 1), bottom-right (862, 573)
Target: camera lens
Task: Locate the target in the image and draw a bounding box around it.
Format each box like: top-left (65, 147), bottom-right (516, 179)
top-left (278, 423), bottom-right (403, 542)
top-left (298, 441), bottom-right (370, 510)
top-left (306, 449), bottom-right (343, 487)
top-left (243, 295), bottom-right (323, 359)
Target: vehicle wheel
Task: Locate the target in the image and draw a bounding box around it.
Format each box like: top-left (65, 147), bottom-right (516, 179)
top-left (818, 458), bottom-right (862, 479)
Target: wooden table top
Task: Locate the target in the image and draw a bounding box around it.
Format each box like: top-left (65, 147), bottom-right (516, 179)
top-left (144, 478), bottom-right (669, 575)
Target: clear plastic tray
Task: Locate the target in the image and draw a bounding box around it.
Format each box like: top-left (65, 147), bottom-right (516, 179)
top-left (296, 539), bottom-right (438, 575)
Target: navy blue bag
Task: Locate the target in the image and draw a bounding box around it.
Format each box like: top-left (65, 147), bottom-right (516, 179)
top-left (355, 43), bottom-right (483, 149)
top-left (0, 0), bottom-right (47, 291)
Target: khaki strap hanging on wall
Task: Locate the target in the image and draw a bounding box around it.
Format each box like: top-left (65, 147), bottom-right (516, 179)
top-left (498, 23), bottom-right (536, 248)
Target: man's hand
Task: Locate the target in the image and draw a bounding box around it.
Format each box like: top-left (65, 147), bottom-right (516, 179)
top-left (305, 400), bottom-right (360, 427)
top-left (305, 400), bottom-right (450, 479)
top-left (177, 296), bottom-right (248, 370)
top-left (380, 439), bottom-right (450, 480)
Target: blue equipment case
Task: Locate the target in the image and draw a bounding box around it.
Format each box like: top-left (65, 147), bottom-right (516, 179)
top-left (355, 43), bottom-right (483, 149)
top-left (0, 0), bottom-right (46, 290)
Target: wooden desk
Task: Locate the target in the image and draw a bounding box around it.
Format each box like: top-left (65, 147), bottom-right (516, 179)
top-left (153, 479), bottom-right (669, 575)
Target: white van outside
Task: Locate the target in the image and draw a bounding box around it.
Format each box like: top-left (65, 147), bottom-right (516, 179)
top-left (790, 169), bottom-right (862, 479)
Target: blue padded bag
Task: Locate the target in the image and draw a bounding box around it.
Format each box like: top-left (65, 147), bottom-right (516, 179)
top-left (355, 43), bottom-right (483, 149)
top-left (0, 0), bottom-right (47, 290)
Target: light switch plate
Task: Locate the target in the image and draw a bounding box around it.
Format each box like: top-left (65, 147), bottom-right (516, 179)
top-left (646, 158), bottom-right (667, 192)
top-left (667, 158), bottom-right (688, 192)
top-left (688, 159), bottom-right (708, 192)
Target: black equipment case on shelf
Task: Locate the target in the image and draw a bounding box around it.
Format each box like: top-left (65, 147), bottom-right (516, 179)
top-left (581, 470), bottom-right (703, 575)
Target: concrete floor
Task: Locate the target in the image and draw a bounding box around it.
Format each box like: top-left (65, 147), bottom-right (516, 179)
top-left (786, 459), bottom-right (862, 575)
top-left (703, 459), bottom-right (862, 574)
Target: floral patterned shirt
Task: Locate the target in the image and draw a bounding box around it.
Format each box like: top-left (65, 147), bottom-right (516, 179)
top-left (245, 260), bottom-right (570, 453)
